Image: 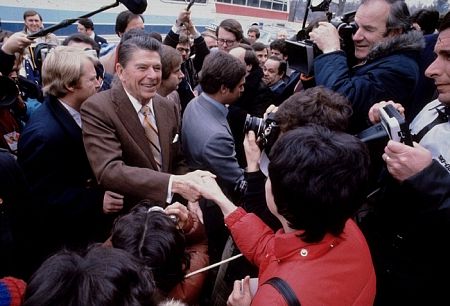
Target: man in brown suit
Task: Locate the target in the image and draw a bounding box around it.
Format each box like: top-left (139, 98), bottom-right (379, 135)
top-left (81, 35), bottom-right (210, 209)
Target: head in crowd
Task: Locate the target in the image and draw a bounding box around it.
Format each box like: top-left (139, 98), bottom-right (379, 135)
top-left (216, 19), bottom-right (243, 52)
top-left (262, 56), bottom-right (286, 87)
top-left (252, 42), bottom-right (268, 67)
top-left (149, 31), bottom-right (163, 42)
top-left (229, 44), bottom-right (259, 74)
top-left (159, 45), bottom-right (184, 96)
top-left (247, 26), bottom-right (260, 44)
top-left (274, 86), bottom-right (352, 133)
top-left (111, 201), bottom-right (189, 294)
top-left (116, 36), bottom-right (162, 104)
top-left (425, 11), bottom-right (450, 105)
top-left (0, 30), bottom-right (13, 43)
top-left (115, 10), bottom-right (145, 37)
top-left (77, 18), bottom-right (94, 35)
top-left (269, 39), bottom-right (288, 60)
top-left (277, 29), bottom-right (288, 40)
top-left (353, 0), bottom-right (412, 60)
top-left (201, 31), bottom-right (218, 49)
top-left (62, 33), bottom-right (100, 57)
top-left (199, 51), bottom-right (246, 102)
top-left (267, 125), bottom-right (370, 243)
top-left (176, 33), bottom-right (191, 62)
top-left (23, 246), bottom-right (157, 306)
top-left (411, 9), bottom-right (440, 35)
top-left (23, 10), bottom-right (43, 34)
top-left (42, 46), bottom-right (100, 102)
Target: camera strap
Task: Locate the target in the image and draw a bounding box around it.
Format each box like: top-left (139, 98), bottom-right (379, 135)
top-left (413, 104), bottom-right (449, 143)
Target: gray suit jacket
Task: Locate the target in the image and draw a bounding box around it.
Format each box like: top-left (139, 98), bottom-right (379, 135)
top-left (81, 82), bottom-right (186, 206)
top-left (182, 93), bottom-right (244, 194)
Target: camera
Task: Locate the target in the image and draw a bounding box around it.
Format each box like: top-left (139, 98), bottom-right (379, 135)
top-left (286, 10), bottom-right (357, 75)
top-left (357, 104), bottom-right (413, 146)
top-left (243, 112), bottom-right (280, 153)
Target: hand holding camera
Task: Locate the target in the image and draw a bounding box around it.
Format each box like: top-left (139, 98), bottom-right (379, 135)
top-left (309, 22), bottom-right (341, 53)
top-left (383, 140), bottom-right (432, 182)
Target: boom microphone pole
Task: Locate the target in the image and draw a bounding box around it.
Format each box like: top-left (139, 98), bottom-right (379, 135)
top-left (28, 0), bottom-right (147, 39)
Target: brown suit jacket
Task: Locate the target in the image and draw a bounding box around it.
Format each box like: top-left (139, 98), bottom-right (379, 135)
top-left (81, 81), bottom-right (187, 207)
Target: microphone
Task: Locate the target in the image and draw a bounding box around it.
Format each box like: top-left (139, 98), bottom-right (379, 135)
top-left (28, 0), bottom-right (147, 39)
top-left (120, 0), bottom-right (148, 14)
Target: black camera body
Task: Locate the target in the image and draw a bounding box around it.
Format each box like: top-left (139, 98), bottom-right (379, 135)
top-left (243, 112), bottom-right (280, 153)
top-left (287, 10), bottom-right (357, 75)
top-left (357, 104), bottom-right (413, 146)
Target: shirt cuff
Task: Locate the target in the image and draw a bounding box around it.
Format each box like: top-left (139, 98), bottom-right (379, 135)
top-left (172, 25), bottom-right (181, 34)
top-left (166, 175), bottom-right (174, 203)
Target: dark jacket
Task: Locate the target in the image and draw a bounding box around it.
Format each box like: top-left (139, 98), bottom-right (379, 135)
top-left (314, 30), bottom-right (424, 133)
top-left (164, 30), bottom-right (210, 112)
top-left (228, 66), bottom-right (274, 167)
top-left (360, 100), bottom-right (450, 305)
top-left (17, 95), bottom-right (110, 275)
top-left (94, 33), bottom-right (108, 49)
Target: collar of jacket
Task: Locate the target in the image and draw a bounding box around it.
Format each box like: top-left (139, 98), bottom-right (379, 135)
top-left (366, 30), bottom-right (425, 62)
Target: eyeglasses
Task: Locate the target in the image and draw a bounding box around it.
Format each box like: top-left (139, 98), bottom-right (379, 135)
top-left (217, 38), bottom-right (237, 46)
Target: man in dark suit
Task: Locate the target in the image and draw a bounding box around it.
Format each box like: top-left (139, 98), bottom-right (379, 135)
top-left (81, 36), bottom-right (209, 209)
top-left (77, 18), bottom-right (108, 49)
top-left (17, 46), bottom-right (121, 277)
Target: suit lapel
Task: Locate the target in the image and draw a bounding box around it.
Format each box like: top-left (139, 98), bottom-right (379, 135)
top-left (112, 83), bottom-right (157, 169)
top-left (47, 96), bottom-right (82, 145)
top-left (153, 95), bottom-right (171, 172)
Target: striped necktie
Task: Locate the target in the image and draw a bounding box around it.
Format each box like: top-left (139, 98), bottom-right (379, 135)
top-left (140, 105), bottom-right (162, 170)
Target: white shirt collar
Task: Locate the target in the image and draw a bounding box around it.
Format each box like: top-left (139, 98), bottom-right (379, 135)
top-left (124, 89), bottom-right (155, 116)
top-left (58, 99), bottom-right (82, 128)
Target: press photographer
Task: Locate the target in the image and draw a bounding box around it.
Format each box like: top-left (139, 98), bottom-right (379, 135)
top-left (309, 0), bottom-right (424, 134)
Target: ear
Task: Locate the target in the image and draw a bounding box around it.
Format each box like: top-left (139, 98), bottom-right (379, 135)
top-left (115, 62), bottom-right (124, 81)
top-left (65, 83), bottom-right (76, 93)
top-left (220, 84), bottom-right (229, 95)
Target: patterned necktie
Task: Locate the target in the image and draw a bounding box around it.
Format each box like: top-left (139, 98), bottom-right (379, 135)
top-left (140, 105), bottom-right (162, 170)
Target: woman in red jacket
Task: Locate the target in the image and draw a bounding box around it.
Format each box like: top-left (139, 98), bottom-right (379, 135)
top-left (194, 125), bottom-right (376, 306)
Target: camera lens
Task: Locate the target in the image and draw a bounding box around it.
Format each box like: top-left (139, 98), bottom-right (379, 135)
top-left (244, 114), bottom-right (265, 137)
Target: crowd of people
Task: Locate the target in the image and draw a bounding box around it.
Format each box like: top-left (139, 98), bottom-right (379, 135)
top-left (0, 2), bottom-right (449, 305)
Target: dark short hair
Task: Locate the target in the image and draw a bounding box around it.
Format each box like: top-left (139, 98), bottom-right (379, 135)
top-left (111, 201), bottom-right (189, 293)
top-left (118, 35), bottom-right (161, 68)
top-left (23, 246), bottom-right (157, 306)
top-left (115, 10), bottom-right (144, 36)
top-left (217, 19), bottom-right (244, 42)
top-left (252, 41), bottom-right (267, 52)
top-left (412, 9), bottom-right (439, 35)
top-left (268, 125), bottom-right (369, 243)
top-left (23, 10), bottom-right (42, 21)
top-left (269, 39), bottom-right (288, 57)
top-left (78, 18), bottom-right (94, 30)
top-left (247, 26), bottom-right (261, 38)
top-left (200, 51), bottom-right (246, 94)
top-left (178, 33), bottom-right (190, 45)
top-left (160, 45), bottom-right (183, 80)
top-left (149, 31), bottom-right (163, 42)
top-left (439, 11), bottom-right (450, 32)
top-left (266, 55), bottom-right (287, 76)
top-left (62, 33), bottom-right (100, 56)
top-left (275, 86), bottom-right (352, 132)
